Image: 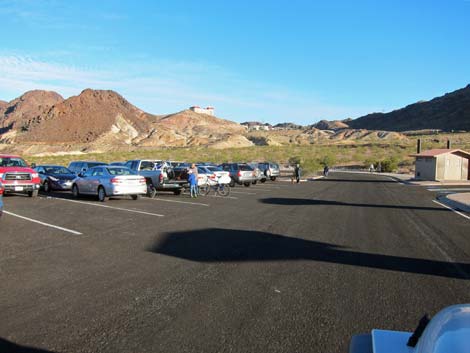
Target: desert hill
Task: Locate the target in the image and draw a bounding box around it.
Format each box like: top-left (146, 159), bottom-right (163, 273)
top-left (0, 90), bottom-right (63, 140)
top-left (348, 84), bottom-right (470, 131)
top-left (0, 88), bottom-right (412, 155)
top-left (312, 119), bottom-right (349, 130)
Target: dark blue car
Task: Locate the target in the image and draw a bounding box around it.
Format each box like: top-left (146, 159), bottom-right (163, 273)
top-left (34, 165), bottom-right (77, 192)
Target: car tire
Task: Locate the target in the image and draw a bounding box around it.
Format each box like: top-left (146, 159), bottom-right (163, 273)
top-left (147, 183), bottom-right (157, 198)
top-left (252, 180), bottom-right (257, 185)
top-left (72, 184), bottom-right (80, 198)
top-left (270, 176), bottom-right (277, 181)
top-left (131, 194), bottom-right (140, 200)
top-left (243, 182), bottom-right (251, 187)
top-left (44, 180), bottom-right (51, 193)
top-left (229, 179), bottom-right (235, 187)
top-left (98, 186), bottom-right (108, 202)
top-left (28, 190), bottom-right (39, 198)
top-left (260, 178), bottom-right (267, 183)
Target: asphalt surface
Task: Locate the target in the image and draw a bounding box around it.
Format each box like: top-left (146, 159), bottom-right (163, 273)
top-left (1, 172), bottom-right (469, 353)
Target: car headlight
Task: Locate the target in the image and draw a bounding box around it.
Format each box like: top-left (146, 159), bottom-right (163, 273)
top-left (32, 173), bottom-right (39, 178)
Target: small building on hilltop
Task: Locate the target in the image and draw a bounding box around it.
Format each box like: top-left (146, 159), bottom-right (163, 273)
top-left (189, 106), bottom-right (215, 116)
top-left (411, 149), bottom-right (470, 181)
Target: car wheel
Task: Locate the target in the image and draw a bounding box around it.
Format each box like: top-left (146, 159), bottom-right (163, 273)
top-left (28, 190), bottom-right (39, 197)
top-left (131, 194), bottom-right (140, 200)
top-left (72, 184), bottom-right (80, 198)
top-left (243, 182), bottom-right (251, 187)
top-left (270, 176), bottom-right (277, 181)
top-left (98, 186), bottom-right (108, 202)
top-left (44, 180), bottom-right (51, 193)
top-left (260, 178), bottom-right (266, 183)
top-left (252, 180), bottom-right (257, 185)
top-left (147, 183), bottom-right (157, 198)
top-left (229, 179), bottom-right (235, 187)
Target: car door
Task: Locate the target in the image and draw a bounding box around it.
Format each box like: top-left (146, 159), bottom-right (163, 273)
top-left (77, 168), bottom-right (94, 194)
top-left (90, 167), bottom-right (105, 195)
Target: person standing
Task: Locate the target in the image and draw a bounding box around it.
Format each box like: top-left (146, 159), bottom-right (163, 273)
top-left (294, 164), bottom-right (301, 183)
top-left (188, 170), bottom-right (197, 198)
top-left (323, 165), bottom-right (329, 177)
top-left (189, 163), bottom-right (199, 195)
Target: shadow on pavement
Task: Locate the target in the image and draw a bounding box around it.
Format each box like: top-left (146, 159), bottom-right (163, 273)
top-left (148, 228), bottom-right (470, 280)
top-left (0, 338), bottom-right (57, 353)
top-left (260, 197), bottom-right (447, 212)
top-left (318, 178), bottom-right (395, 183)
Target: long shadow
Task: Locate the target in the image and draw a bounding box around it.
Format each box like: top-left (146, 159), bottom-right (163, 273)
top-left (148, 228), bottom-right (470, 280)
top-left (0, 338), bottom-right (57, 353)
top-left (318, 178), bottom-right (396, 183)
top-left (260, 197), bottom-right (447, 212)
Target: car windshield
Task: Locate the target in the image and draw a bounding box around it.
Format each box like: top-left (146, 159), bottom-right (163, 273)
top-left (207, 166), bottom-right (223, 172)
top-left (0, 157), bottom-right (28, 167)
top-left (271, 163), bottom-right (279, 169)
top-left (107, 167), bottom-right (135, 175)
top-left (239, 164), bottom-right (253, 171)
top-left (44, 166), bottom-right (73, 174)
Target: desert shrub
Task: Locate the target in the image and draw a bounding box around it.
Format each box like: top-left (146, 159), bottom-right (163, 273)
top-left (380, 157), bottom-right (399, 173)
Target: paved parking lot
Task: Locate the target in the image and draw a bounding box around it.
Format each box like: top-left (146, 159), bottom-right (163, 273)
top-left (1, 173), bottom-right (470, 353)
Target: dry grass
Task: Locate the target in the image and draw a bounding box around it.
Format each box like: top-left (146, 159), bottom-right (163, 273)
top-left (24, 132), bottom-right (470, 176)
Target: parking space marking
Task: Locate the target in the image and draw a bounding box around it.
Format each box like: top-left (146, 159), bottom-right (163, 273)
top-left (3, 210), bottom-right (83, 235)
top-left (432, 200), bottom-right (470, 220)
top-left (202, 195), bottom-right (239, 200)
top-left (230, 191), bottom-right (257, 195)
top-left (43, 196), bottom-right (165, 217)
top-left (427, 188), bottom-right (470, 192)
top-left (144, 197), bottom-right (210, 207)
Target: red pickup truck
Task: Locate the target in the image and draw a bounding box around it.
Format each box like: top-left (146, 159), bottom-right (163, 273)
top-left (0, 154), bottom-right (41, 197)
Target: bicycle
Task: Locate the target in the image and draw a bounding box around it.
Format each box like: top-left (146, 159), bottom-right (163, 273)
top-left (199, 176), bottom-right (231, 197)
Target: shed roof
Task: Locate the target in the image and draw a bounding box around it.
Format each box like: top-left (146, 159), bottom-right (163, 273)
top-left (411, 148), bottom-right (470, 158)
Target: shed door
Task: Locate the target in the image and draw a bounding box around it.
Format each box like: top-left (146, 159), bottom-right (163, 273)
top-left (444, 155), bottom-right (462, 180)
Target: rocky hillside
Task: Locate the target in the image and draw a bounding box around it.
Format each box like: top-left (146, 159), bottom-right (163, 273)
top-left (348, 84), bottom-right (470, 131)
top-left (311, 119), bottom-right (349, 130)
top-left (0, 90), bottom-right (63, 139)
top-left (0, 89), bottom-right (253, 153)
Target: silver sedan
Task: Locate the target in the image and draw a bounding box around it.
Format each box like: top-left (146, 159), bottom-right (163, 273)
top-left (71, 166), bottom-right (147, 202)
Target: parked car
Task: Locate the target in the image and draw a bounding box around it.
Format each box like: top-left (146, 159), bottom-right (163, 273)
top-left (0, 154), bottom-right (41, 197)
top-left (0, 182), bottom-right (4, 218)
top-left (258, 162), bottom-right (281, 181)
top-left (34, 165), bottom-right (77, 192)
top-left (125, 159), bottom-right (184, 197)
top-left (109, 162), bottom-right (126, 166)
top-left (248, 163), bottom-right (267, 184)
top-left (349, 304), bottom-right (470, 353)
top-left (72, 166), bottom-right (146, 202)
top-left (201, 165), bottom-right (232, 185)
top-left (68, 161), bottom-right (107, 175)
top-left (219, 163), bottom-right (257, 187)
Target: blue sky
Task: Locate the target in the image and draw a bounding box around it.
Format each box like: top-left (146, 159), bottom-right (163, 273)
top-left (1, 0), bottom-right (469, 124)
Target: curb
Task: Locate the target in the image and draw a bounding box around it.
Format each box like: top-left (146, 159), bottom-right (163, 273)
top-left (436, 195), bottom-right (470, 213)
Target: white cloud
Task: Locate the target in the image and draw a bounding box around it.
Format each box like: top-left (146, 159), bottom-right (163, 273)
top-left (0, 54), bottom-right (376, 123)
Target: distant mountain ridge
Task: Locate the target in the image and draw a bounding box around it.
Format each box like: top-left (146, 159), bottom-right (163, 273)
top-left (348, 84), bottom-right (470, 131)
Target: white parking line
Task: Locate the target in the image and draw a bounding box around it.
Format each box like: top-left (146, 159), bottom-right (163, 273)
top-left (427, 188), bottom-right (470, 192)
top-left (144, 197), bottom-right (209, 207)
top-left (230, 191), bottom-right (257, 195)
top-left (432, 200), bottom-right (470, 220)
top-left (3, 211), bottom-right (83, 235)
top-left (43, 196), bottom-right (164, 217)
top-left (203, 195), bottom-right (239, 200)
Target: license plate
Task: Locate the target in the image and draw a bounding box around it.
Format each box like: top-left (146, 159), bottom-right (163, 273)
top-left (14, 186), bottom-right (24, 191)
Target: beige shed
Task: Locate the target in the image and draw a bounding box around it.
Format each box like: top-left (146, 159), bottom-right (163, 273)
top-left (411, 149), bottom-right (470, 181)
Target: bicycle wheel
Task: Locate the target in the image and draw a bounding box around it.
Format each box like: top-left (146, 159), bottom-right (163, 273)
top-left (217, 184), bottom-right (231, 197)
top-left (199, 183), bottom-right (210, 196)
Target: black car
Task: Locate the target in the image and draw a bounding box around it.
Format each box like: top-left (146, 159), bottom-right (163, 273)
top-left (34, 165), bottom-right (77, 192)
